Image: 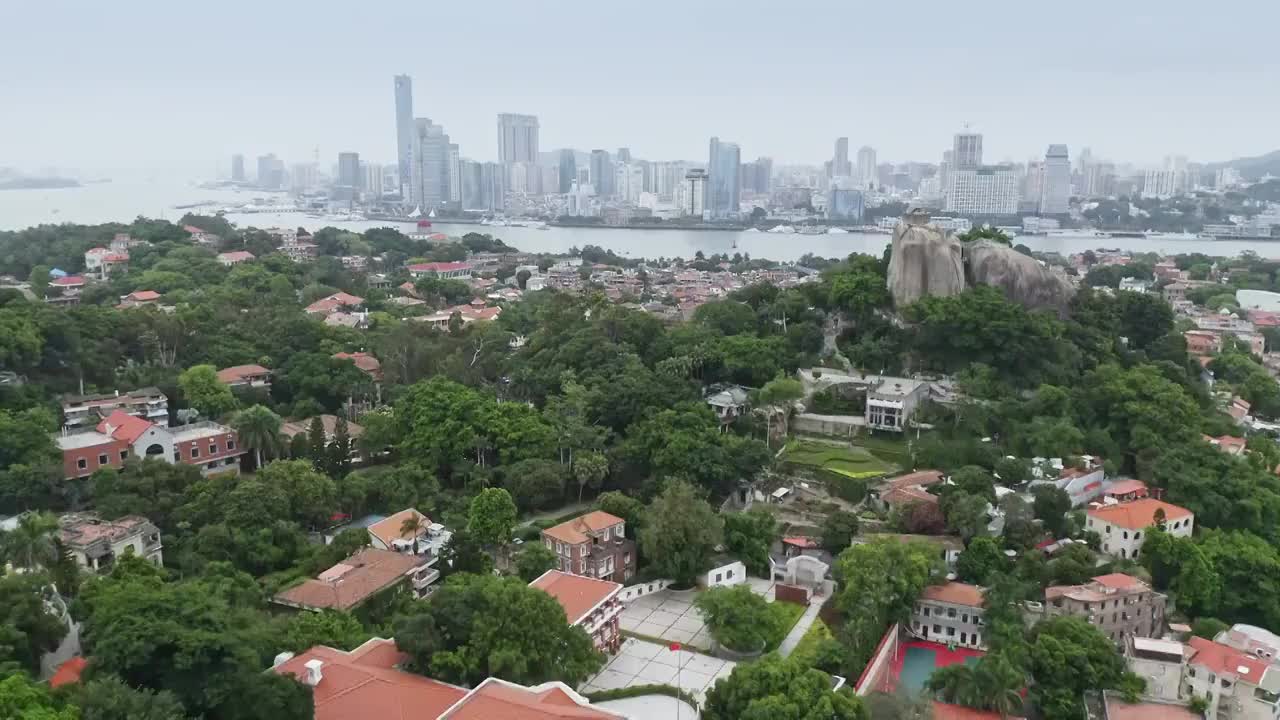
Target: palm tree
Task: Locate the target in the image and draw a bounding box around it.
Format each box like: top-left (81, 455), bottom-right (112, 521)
top-left (230, 405), bottom-right (284, 470)
top-left (4, 512), bottom-right (59, 570)
top-left (400, 513), bottom-right (425, 555)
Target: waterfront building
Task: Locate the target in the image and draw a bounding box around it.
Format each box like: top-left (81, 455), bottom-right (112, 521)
top-left (289, 162), bottom-right (318, 193)
top-left (683, 169), bottom-right (708, 218)
top-left (480, 162), bottom-right (505, 211)
top-left (828, 188), bottom-right (865, 221)
top-left (1039, 144), bottom-right (1071, 214)
top-left (447, 144), bottom-right (461, 204)
top-left (256, 154), bottom-right (284, 189)
top-left (558, 149), bottom-right (576, 194)
top-left (944, 165), bottom-right (1020, 215)
top-left (856, 146), bottom-right (877, 190)
top-left (706, 137), bottom-right (741, 221)
top-left (832, 137), bottom-right (852, 177)
top-left (362, 162), bottom-right (383, 199)
top-left (410, 118), bottom-right (450, 210)
top-left (952, 130), bottom-right (983, 170)
top-left (230, 154), bottom-right (245, 182)
top-left (394, 74), bottom-right (414, 197)
top-left (614, 163), bottom-right (644, 204)
top-left (497, 113), bottom-right (539, 165)
top-left (590, 150), bottom-right (613, 197)
top-left (337, 152), bottom-right (361, 191)
top-left (1143, 169), bottom-right (1182, 199)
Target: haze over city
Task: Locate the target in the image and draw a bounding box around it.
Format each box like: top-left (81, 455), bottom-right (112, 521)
top-left (5, 0), bottom-right (1279, 175)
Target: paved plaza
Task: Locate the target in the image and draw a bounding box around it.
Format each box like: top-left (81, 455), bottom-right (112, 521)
top-left (581, 637), bottom-right (736, 703)
top-left (618, 578), bottom-right (775, 651)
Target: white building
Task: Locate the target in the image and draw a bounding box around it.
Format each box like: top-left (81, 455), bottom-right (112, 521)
top-left (910, 582), bottom-right (986, 649)
top-left (856, 146), bottom-right (878, 190)
top-left (683, 169), bottom-right (707, 218)
top-left (614, 163), bottom-right (644, 204)
top-left (1086, 499), bottom-right (1194, 560)
top-left (1143, 169), bottom-right (1183, 199)
top-left (945, 166), bottom-right (1020, 215)
top-left (58, 512), bottom-right (163, 572)
top-left (1039, 144), bottom-right (1071, 214)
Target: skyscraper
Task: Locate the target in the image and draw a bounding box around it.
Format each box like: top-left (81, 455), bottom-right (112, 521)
top-left (558, 149), bottom-right (576, 194)
top-left (337, 152), bottom-right (361, 190)
top-left (828, 186), bottom-right (865, 221)
top-left (410, 118), bottom-right (450, 210)
top-left (447, 144), bottom-right (461, 204)
top-left (497, 114), bottom-right (539, 165)
top-left (1039, 144), bottom-right (1071, 214)
top-left (684, 169), bottom-right (708, 218)
top-left (832, 138), bottom-right (852, 177)
top-left (944, 165), bottom-right (1019, 215)
top-left (856, 146), bottom-right (877, 190)
top-left (614, 163), bottom-right (644, 204)
top-left (616, 148), bottom-right (632, 163)
top-left (394, 75), bottom-right (414, 198)
top-left (480, 162), bottom-right (505, 211)
top-left (952, 131), bottom-right (983, 170)
top-left (706, 137), bottom-right (741, 221)
top-left (256, 154), bottom-right (283, 189)
top-left (231, 154), bottom-right (245, 182)
top-left (362, 162), bottom-right (384, 198)
top-left (590, 150), bottom-right (613, 197)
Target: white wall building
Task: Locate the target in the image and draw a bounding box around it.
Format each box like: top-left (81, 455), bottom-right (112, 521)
top-left (1039, 144), bottom-right (1071, 214)
top-left (1086, 499), bottom-right (1194, 560)
top-left (945, 166), bottom-right (1020, 215)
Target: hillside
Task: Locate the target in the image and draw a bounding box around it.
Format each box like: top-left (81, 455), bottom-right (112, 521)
top-left (1205, 149), bottom-right (1280, 180)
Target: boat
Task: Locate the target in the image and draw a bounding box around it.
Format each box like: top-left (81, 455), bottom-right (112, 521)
top-left (767, 225), bottom-right (796, 234)
top-left (828, 227), bottom-right (849, 234)
top-left (744, 227), bottom-right (760, 233)
top-left (797, 226), bottom-right (827, 235)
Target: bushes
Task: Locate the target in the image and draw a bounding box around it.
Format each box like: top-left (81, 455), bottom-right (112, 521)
top-left (584, 684), bottom-right (699, 708)
top-left (696, 585), bottom-right (779, 652)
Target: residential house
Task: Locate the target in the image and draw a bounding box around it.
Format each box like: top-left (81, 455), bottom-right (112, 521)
top-left (117, 290), bottom-right (161, 309)
top-left (305, 292), bottom-right (366, 316)
top-left (280, 415), bottom-right (364, 454)
top-left (414, 301), bottom-right (502, 330)
top-left (184, 225), bottom-right (221, 246)
top-left (529, 569), bottom-right (624, 654)
top-left (541, 511), bottom-right (636, 583)
top-left (1086, 499), bottom-right (1194, 560)
top-left (1216, 624), bottom-right (1280, 664)
top-left (911, 582), bottom-right (986, 649)
top-left (870, 470), bottom-right (945, 512)
top-left (60, 387), bottom-right (168, 428)
top-left (333, 352), bottom-right (383, 383)
top-left (271, 639), bottom-right (625, 720)
top-left (217, 364), bottom-right (272, 389)
top-left (272, 547), bottom-right (439, 611)
top-left (1184, 330), bottom-right (1222, 356)
top-left (47, 275), bottom-right (85, 304)
top-left (217, 250), bottom-right (255, 266)
top-left (1163, 282), bottom-right (1189, 304)
top-left (1182, 636), bottom-right (1279, 720)
top-left (1126, 636), bottom-right (1191, 702)
top-left (407, 261), bottom-right (473, 279)
top-left (1095, 692), bottom-right (1200, 720)
top-left (1039, 573), bottom-right (1167, 646)
top-left (1102, 479), bottom-right (1150, 503)
top-left (365, 508), bottom-right (451, 565)
top-left (1029, 456), bottom-right (1107, 507)
top-left (53, 410), bottom-right (243, 480)
top-left (84, 247), bottom-right (129, 277)
top-left (1205, 434), bottom-right (1248, 455)
top-left (324, 312), bottom-right (370, 330)
top-left (705, 385), bottom-right (749, 427)
top-left (865, 376), bottom-right (930, 432)
top-left (280, 231), bottom-right (318, 262)
top-left (58, 512), bottom-right (163, 572)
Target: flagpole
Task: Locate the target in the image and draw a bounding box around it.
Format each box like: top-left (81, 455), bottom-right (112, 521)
top-left (669, 642), bottom-right (683, 720)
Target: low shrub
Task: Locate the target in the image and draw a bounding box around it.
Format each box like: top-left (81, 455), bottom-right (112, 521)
top-left (584, 683), bottom-right (699, 708)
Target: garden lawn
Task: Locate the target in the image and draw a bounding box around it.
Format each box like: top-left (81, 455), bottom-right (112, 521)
top-left (765, 601), bottom-right (807, 652)
top-left (780, 440), bottom-right (898, 479)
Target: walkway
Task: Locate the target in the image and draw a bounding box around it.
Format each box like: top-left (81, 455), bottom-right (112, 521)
top-left (582, 637), bottom-right (734, 704)
top-left (777, 599), bottom-right (824, 658)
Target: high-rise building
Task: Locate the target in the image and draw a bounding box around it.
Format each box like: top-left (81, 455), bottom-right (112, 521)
top-left (231, 154), bottom-right (245, 182)
top-left (337, 152), bottom-right (361, 190)
top-left (497, 114), bottom-right (539, 165)
top-left (1143, 169), bottom-right (1180, 199)
top-left (1039, 144), bottom-right (1071, 214)
top-left (828, 187), bottom-right (865, 221)
top-left (394, 75), bottom-right (414, 197)
top-left (590, 150), bottom-right (613, 197)
top-left (684, 169), bottom-right (708, 218)
top-left (616, 147), bottom-right (632, 163)
top-left (856, 146), bottom-right (877, 190)
top-left (410, 118), bottom-right (450, 210)
top-left (480, 161), bottom-right (505, 211)
top-left (256, 154), bottom-right (284, 189)
top-left (1023, 160), bottom-right (1044, 206)
top-left (289, 162), bottom-right (318, 193)
top-left (651, 161), bottom-right (687, 201)
top-left (832, 138), bottom-right (852, 177)
top-left (614, 163), bottom-right (644, 204)
top-left (740, 157), bottom-right (772, 194)
top-left (447, 144), bottom-right (461, 204)
top-left (706, 137), bottom-right (741, 221)
top-left (944, 165), bottom-right (1020, 215)
top-left (952, 131), bottom-right (983, 170)
top-left (558, 149), bottom-right (576, 194)
top-left (362, 162), bottom-right (384, 199)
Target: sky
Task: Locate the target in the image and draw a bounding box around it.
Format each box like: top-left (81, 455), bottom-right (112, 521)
top-left (4, 0), bottom-right (1278, 177)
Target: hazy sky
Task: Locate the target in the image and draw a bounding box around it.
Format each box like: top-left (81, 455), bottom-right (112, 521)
top-left (5, 0), bottom-right (1277, 176)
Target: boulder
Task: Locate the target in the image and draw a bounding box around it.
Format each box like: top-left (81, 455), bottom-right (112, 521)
top-left (886, 210), bottom-right (965, 308)
top-left (963, 240), bottom-right (1075, 314)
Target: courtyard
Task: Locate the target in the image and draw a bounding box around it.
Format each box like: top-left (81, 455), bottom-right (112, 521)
top-left (618, 577), bottom-right (775, 651)
top-left (581, 637), bottom-right (736, 703)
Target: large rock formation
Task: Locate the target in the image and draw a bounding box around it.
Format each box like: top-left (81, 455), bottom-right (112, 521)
top-left (886, 209), bottom-right (965, 308)
top-left (963, 240), bottom-right (1075, 314)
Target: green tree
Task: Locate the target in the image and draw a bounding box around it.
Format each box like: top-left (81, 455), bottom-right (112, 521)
top-left (571, 451), bottom-right (609, 503)
top-left (467, 488), bottom-right (518, 546)
top-left (821, 510), bottom-right (861, 552)
top-left (756, 375), bottom-right (805, 443)
top-left (956, 537), bottom-right (1008, 585)
top-left (696, 585), bottom-right (780, 652)
top-left (638, 480), bottom-right (724, 586)
top-left (941, 491), bottom-right (990, 542)
top-left (595, 491), bottom-right (644, 533)
top-left (306, 417), bottom-right (327, 470)
top-left (282, 610), bottom-right (368, 653)
top-left (68, 675), bottom-right (192, 720)
top-left (1032, 485), bottom-right (1072, 538)
top-left (327, 416), bottom-right (352, 478)
top-left (834, 538), bottom-right (943, 672)
top-left (502, 459), bottom-right (566, 511)
top-left (177, 364), bottom-right (238, 419)
top-left (438, 528), bottom-right (493, 577)
top-left (1191, 617), bottom-right (1229, 640)
top-left (702, 654), bottom-right (868, 720)
top-left (722, 508), bottom-right (777, 577)
top-left (3, 511), bottom-right (59, 570)
top-left (0, 572), bottom-right (70, 675)
top-left (514, 543), bottom-right (558, 582)
top-left (229, 405), bottom-right (283, 470)
top-left (0, 673), bottom-right (78, 720)
top-left (254, 460), bottom-right (338, 529)
top-left (1029, 616), bottom-right (1145, 720)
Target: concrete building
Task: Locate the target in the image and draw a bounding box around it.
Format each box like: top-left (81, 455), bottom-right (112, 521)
top-left (410, 118), bottom-right (450, 211)
top-left (614, 162), bottom-right (644, 204)
top-left (541, 511), bottom-right (635, 583)
top-left (911, 582), bottom-right (986, 649)
top-left (706, 137), bottom-right (741, 220)
top-left (683, 168), bottom-right (708, 218)
top-left (529, 570), bottom-right (624, 654)
top-left (1040, 144), bottom-right (1071, 214)
top-left (231, 154), bottom-right (245, 182)
top-left (856, 146), bottom-right (878, 190)
top-left (58, 512), bottom-right (163, 572)
top-left (1040, 573), bottom-right (1167, 646)
top-left (945, 165), bottom-right (1020, 215)
top-left (1086, 499), bottom-right (1194, 560)
top-left (393, 74), bottom-right (414, 197)
top-left (832, 137), bottom-right (852, 177)
top-left (256, 154), bottom-right (284, 189)
top-left (589, 149), bottom-right (613, 197)
top-left (953, 131), bottom-right (983, 170)
top-left (336, 152), bottom-right (361, 192)
top-left (273, 547), bottom-right (439, 611)
top-left (865, 376), bottom-right (930, 432)
top-left (53, 410), bottom-right (243, 481)
top-left (497, 113), bottom-right (539, 166)
top-left (828, 188), bottom-right (865, 221)
top-left (557, 149), bottom-right (576, 194)
top-left (1182, 636), bottom-right (1279, 720)
top-left (61, 387), bottom-right (168, 429)
top-left (1143, 169), bottom-right (1182, 199)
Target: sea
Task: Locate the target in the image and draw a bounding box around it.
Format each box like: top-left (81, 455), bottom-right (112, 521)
top-left (0, 177), bottom-right (1271, 263)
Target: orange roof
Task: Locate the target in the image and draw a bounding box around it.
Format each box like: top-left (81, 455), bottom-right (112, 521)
top-left (334, 351), bottom-right (382, 377)
top-left (1092, 573), bottom-right (1144, 590)
top-left (529, 570), bottom-right (621, 625)
top-left (439, 678), bottom-right (625, 719)
top-left (273, 548), bottom-right (423, 611)
top-left (367, 509), bottom-right (430, 549)
top-left (1104, 479), bottom-right (1148, 497)
top-left (921, 582), bottom-right (985, 607)
top-left (882, 470), bottom-right (945, 490)
top-left (306, 292), bottom-right (366, 315)
top-left (933, 702), bottom-right (1023, 720)
top-left (1187, 636), bottom-right (1269, 682)
top-left (126, 290), bottom-right (161, 301)
top-left (216, 364), bottom-right (270, 383)
top-left (542, 511), bottom-right (624, 545)
top-left (218, 250), bottom-right (255, 261)
top-left (1087, 498), bottom-right (1192, 530)
top-left (96, 410), bottom-right (153, 444)
top-left (881, 485), bottom-right (940, 507)
top-left (50, 657), bottom-right (87, 688)
top-left (274, 641), bottom-right (467, 720)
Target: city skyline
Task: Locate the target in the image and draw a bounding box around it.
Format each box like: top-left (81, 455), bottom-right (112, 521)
top-left (3, 0), bottom-right (1278, 175)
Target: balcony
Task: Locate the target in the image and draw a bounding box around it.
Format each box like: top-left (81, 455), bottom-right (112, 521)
top-left (411, 567), bottom-right (440, 591)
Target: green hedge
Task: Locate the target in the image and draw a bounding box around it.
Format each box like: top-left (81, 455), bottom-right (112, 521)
top-left (584, 683), bottom-right (700, 708)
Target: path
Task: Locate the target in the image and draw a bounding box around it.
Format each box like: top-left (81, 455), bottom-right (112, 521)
top-left (777, 599), bottom-right (824, 658)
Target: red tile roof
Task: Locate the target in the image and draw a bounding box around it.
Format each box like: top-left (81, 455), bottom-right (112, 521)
top-left (1092, 573), bottom-right (1144, 590)
top-left (1104, 479), bottom-right (1148, 497)
top-left (439, 678), bottom-right (624, 719)
top-left (334, 351), bottom-right (382, 378)
top-left (882, 470), bottom-right (945, 490)
top-left (529, 570), bottom-right (621, 625)
top-left (216, 364), bottom-right (271, 384)
top-left (274, 641), bottom-right (467, 720)
top-left (1187, 636), bottom-right (1269, 683)
top-left (1087, 498), bottom-right (1192, 530)
top-left (125, 290), bottom-right (161, 301)
top-left (408, 261), bottom-right (472, 273)
top-left (542, 511), bottom-right (624, 545)
top-left (367, 509), bottom-right (430, 549)
top-left (49, 657), bottom-right (87, 688)
top-left (50, 275), bottom-right (85, 286)
top-left (306, 292), bottom-right (366, 315)
top-left (1101, 698), bottom-right (1198, 720)
top-left (921, 582), bottom-right (985, 608)
top-left (273, 548), bottom-right (423, 611)
top-left (218, 250), bottom-right (255, 262)
top-left (96, 410), bottom-right (153, 444)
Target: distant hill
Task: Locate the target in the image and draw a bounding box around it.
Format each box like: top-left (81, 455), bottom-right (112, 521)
top-left (1204, 149), bottom-right (1280, 180)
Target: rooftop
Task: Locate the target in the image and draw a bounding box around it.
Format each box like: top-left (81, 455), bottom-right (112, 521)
top-left (59, 513), bottom-right (158, 552)
top-left (1103, 479), bottom-right (1148, 496)
top-left (1087, 498), bottom-right (1192, 530)
top-left (921, 582), bottom-right (985, 608)
top-left (367, 509), bottom-right (430, 549)
top-left (217, 250), bottom-right (255, 261)
top-left (216, 364), bottom-right (271, 384)
top-left (273, 548), bottom-right (425, 611)
top-left (97, 410), bottom-right (154, 444)
top-left (1187, 636), bottom-right (1269, 683)
top-left (439, 677), bottom-right (625, 719)
top-left (62, 386), bottom-right (165, 407)
top-left (169, 421), bottom-right (237, 443)
top-left (529, 570), bottom-right (621, 625)
top-left (280, 414), bottom-right (364, 441)
top-left (1101, 695), bottom-right (1198, 720)
top-left (542, 511), bottom-right (624, 545)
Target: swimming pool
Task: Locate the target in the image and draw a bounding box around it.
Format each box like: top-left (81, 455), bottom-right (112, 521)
top-left (896, 644), bottom-right (982, 692)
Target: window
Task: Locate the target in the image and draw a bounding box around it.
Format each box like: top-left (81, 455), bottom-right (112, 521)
top-left (578, 559), bottom-right (586, 574)
top-left (120, 450), bottom-right (128, 461)
top-left (1122, 531), bottom-right (1129, 539)
top-left (207, 462), bottom-right (217, 470)
top-left (947, 608), bottom-right (956, 618)
top-left (1188, 668), bottom-right (1197, 678)
top-left (962, 613), bottom-right (969, 623)
top-left (933, 624), bottom-right (941, 634)
top-left (726, 569), bottom-right (734, 579)
top-left (1135, 531), bottom-right (1142, 540)
top-left (190, 447), bottom-right (199, 458)
top-left (961, 632), bottom-right (968, 644)
top-left (715, 573), bottom-right (722, 583)
top-left (1105, 525), bottom-right (1111, 534)
top-left (77, 458), bottom-right (88, 470)
top-left (98, 453), bottom-right (108, 466)
top-left (974, 634), bottom-right (980, 645)
top-left (947, 627), bottom-right (955, 636)
top-left (545, 539), bottom-right (552, 550)
top-left (922, 607), bottom-right (930, 617)
top-left (209, 442), bottom-right (218, 454)
top-left (227, 439), bottom-right (236, 450)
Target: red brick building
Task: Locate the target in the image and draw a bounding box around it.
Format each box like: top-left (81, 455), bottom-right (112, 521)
top-left (540, 511), bottom-right (636, 582)
top-left (529, 569), bottom-right (624, 653)
top-left (54, 410), bottom-right (243, 480)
